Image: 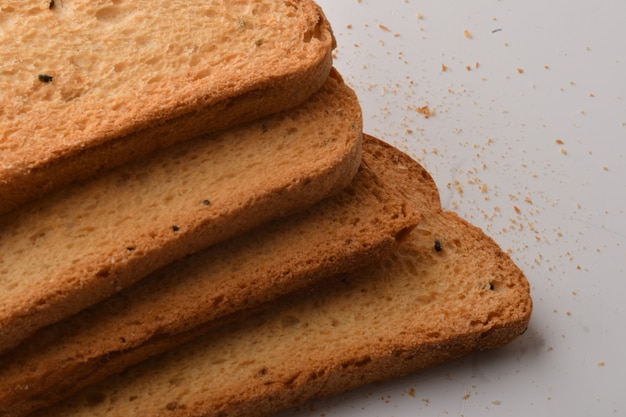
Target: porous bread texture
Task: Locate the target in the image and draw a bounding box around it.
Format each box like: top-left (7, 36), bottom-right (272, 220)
top-left (0, 151), bottom-right (421, 417)
top-left (34, 136), bottom-right (532, 417)
top-left (0, 70), bottom-right (362, 354)
top-left (0, 0), bottom-right (335, 214)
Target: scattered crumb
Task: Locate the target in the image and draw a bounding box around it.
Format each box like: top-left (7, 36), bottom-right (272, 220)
top-left (462, 393), bottom-right (471, 400)
top-left (346, 24), bottom-right (352, 29)
top-left (559, 148), bottom-right (567, 155)
top-left (517, 67), bottom-right (524, 74)
top-left (464, 29), bottom-right (472, 39)
top-left (465, 65), bottom-right (471, 71)
top-left (602, 166), bottom-right (609, 171)
top-left (417, 12), bottom-right (423, 19)
top-left (407, 388), bottom-right (415, 398)
top-left (441, 63), bottom-right (448, 72)
top-left (555, 139), bottom-right (564, 145)
top-left (598, 361), bottom-right (605, 367)
top-left (492, 400), bottom-right (502, 406)
top-left (514, 206), bottom-right (521, 214)
top-left (589, 93), bottom-right (595, 97)
top-left (544, 65), bottom-right (550, 69)
top-left (378, 23), bottom-right (391, 32)
top-left (416, 105), bottom-right (434, 118)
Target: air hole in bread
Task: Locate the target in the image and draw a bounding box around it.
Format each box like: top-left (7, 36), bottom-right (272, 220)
top-left (394, 226), bottom-right (414, 244)
top-left (95, 267), bottom-right (110, 278)
top-left (95, 6), bottom-right (128, 24)
top-left (341, 356), bottom-right (371, 369)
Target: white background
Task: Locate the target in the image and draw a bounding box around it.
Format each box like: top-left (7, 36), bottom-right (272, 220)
top-left (281, 0), bottom-right (626, 416)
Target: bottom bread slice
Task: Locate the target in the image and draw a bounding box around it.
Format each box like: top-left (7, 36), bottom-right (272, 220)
top-left (33, 135), bottom-right (532, 417)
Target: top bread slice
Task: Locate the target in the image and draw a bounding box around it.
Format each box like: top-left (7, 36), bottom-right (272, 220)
top-left (0, 69), bottom-right (362, 354)
top-left (0, 0), bottom-right (334, 214)
top-left (0, 146), bottom-right (420, 417)
top-left (34, 135), bottom-right (532, 417)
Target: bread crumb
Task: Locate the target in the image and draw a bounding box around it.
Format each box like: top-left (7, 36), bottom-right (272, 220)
top-left (555, 139), bottom-right (564, 145)
top-left (492, 400), bottom-right (502, 406)
top-left (598, 361), bottom-right (605, 367)
top-left (463, 393), bottom-right (471, 400)
top-left (465, 65), bottom-right (471, 71)
top-left (464, 29), bottom-right (472, 39)
top-left (544, 65), bottom-right (550, 69)
top-left (441, 63), bottom-right (448, 72)
top-left (517, 67), bottom-right (524, 74)
top-left (407, 388), bottom-right (415, 397)
top-left (559, 148), bottom-right (567, 155)
top-left (378, 24), bottom-right (391, 32)
top-left (514, 206), bottom-right (521, 214)
top-left (416, 105), bottom-right (433, 118)
top-left (417, 12), bottom-right (423, 19)
top-left (346, 24), bottom-right (352, 29)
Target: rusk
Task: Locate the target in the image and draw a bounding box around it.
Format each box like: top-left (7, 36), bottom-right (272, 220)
top-left (1, 147), bottom-right (420, 417)
top-left (0, 70), bottom-right (362, 354)
top-left (34, 136), bottom-right (532, 417)
top-left (0, 0), bottom-right (334, 214)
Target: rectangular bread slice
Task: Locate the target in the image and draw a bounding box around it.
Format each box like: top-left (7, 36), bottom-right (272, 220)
top-left (0, 0), bottom-right (335, 214)
top-left (32, 135), bottom-right (532, 417)
top-left (0, 69), bottom-right (362, 354)
top-left (0, 146), bottom-right (420, 417)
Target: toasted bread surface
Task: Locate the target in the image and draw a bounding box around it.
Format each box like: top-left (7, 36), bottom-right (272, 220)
top-left (0, 70), bottom-right (362, 354)
top-left (32, 136), bottom-right (531, 417)
top-left (0, 0), bottom-right (334, 214)
top-left (0, 145), bottom-right (420, 417)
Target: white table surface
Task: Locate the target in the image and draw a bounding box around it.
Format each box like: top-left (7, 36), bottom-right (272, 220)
top-left (281, 1), bottom-right (626, 416)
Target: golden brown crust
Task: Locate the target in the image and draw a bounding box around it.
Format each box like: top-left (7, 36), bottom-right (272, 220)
top-left (0, 0), bottom-right (335, 214)
top-left (0, 70), bottom-right (362, 354)
top-left (30, 136), bottom-right (531, 417)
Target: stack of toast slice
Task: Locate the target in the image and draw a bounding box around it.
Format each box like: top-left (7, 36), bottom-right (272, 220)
top-left (0, 1), bottom-right (532, 416)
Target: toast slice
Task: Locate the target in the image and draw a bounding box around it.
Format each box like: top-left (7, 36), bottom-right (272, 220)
top-left (0, 0), bottom-right (334, 214)
top-left (32, 135), bottom-right (532, 417)
top-left (0, 145), bottom-right (420, 417)
top-left (0, 69), bottom-right (362, 354)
